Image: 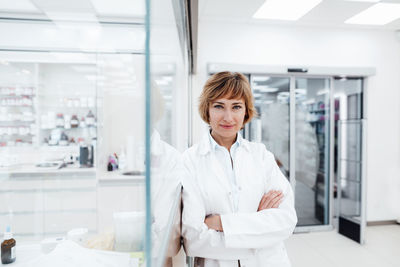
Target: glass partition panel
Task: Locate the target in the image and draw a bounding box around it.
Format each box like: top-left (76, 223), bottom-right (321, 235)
top-left (295, 77), bottom-right (330, 226)
top-left (0, 2), bottom-right (150, 266)
top-left (250, 75), bottom-right (290, 179)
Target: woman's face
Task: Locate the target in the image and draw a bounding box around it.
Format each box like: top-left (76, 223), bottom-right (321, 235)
top-left (209, 98), bottom-right (246, 139)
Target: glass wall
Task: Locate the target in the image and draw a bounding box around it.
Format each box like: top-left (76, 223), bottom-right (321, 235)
top-left (0, 0), bottom-right (190, 266)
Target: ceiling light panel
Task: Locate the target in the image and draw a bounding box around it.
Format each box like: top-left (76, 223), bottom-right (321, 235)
top-left (90, 0), bottom-right (145, 17)
top-left (345, 3), bottom-right (400, 25)
top-left (253, 0), bottom-right (323, 21)
top-left (345, 0), bottom-right (381, 3)
top-left (344, 0), bottom-right (379, 2)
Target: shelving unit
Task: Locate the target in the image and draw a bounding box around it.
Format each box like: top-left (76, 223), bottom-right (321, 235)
top-left (0, 62), bottom-right (98, 148)
top-left (0, 86), bottom-right (37, 147)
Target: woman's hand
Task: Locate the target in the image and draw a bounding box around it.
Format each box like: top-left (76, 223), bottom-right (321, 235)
top-left (204, 214), bottom-right (223, 232)
top-left (257, 190), bottom-right (284, 211)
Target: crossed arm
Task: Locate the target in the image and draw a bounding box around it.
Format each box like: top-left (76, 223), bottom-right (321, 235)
top-left (204, 190), bottom-right (284, 231)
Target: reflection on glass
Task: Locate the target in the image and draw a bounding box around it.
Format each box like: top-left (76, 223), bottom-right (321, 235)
top-left (149, 0), bottom-right (189, 265)
top-left (340, 180), bottom-right (361, 218)
top-left (250, 76), bottom-right (290, 178)
top-left (295, 78), bottom-right (330, 226)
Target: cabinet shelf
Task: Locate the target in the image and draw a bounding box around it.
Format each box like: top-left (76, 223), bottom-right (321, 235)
top-left (0, 94), bottom-right (34, 98)
top-left (41, 126), bottom-right (96, 130)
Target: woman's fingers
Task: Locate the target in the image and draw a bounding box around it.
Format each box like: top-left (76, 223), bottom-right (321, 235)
top-left (260, 191), bottom-right (275, 210)
top-left (259, 190), bottom-right (283, 210)
top-left (270, 195), bottom-right (284, 209)
top-left (258, 194), bottom-right (268, 211)
top-left (264, 191), bottom-right (282, 209)
top-left (258, 191), bottom-right (274, 211)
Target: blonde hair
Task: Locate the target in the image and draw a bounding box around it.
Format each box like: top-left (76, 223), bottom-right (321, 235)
top-left (198, 71), bottom-right (256, 125)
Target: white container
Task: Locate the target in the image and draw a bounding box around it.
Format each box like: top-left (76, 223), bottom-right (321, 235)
top-left (113, 211), bottom-right (145, 252)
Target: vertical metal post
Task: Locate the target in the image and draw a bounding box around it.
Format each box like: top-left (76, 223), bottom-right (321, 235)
top-left (360, 119), bottom-right (367, 244)
top-left (289, 76), bottom-right (296, 190)
top-left (337, 120), bottom-right (342, 227)
top-left (145, 0), bottom-right (152, 265)
top-left (329, 77), bottom-right (335, 226)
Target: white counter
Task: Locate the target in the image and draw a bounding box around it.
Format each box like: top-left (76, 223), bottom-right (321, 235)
top-left (0, 164), bottom-right (145, 183)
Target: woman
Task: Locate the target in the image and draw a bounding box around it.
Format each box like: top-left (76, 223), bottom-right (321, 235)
top-left (182, 72), bottom-right (297, 267)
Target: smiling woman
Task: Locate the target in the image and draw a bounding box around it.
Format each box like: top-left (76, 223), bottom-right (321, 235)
top-left (182, 71), bottom-right (298, 267)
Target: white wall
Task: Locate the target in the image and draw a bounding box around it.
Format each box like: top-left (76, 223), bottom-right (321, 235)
top-left (193, 21), bottom-right (400, 222)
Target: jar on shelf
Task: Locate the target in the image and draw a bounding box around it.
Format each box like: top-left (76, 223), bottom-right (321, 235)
top-left (56, 113), bottom-right (64, 128)
top-left (86, 110), bottom-right (95, 127)
top-left (80, 117), bottom-right (86, 128)
top-left (59, 132), bottom-right (69, 146)
top-left (70, 115), bottom-right (79, 128)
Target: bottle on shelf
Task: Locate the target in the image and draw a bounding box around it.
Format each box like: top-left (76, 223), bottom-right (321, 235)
top-left (86, 110), bottom-right (95, 127)
top-left (55, 113), bottom-right (64, 128)
top-left (1, 226), bottom-right (16, 264)
top-left (80, 117), bottom-right (86, 128)
top-left (70, 115), bottom-right (79, 128)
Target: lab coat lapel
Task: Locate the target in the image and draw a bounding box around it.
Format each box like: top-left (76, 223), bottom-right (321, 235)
top-left (209, 152), bottom-right (232, 193)
top-left (198, 133), bottom-right (235, 211)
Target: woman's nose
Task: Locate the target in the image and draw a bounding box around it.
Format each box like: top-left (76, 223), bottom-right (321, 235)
top-left (223, 110), bottom-right (233, 121)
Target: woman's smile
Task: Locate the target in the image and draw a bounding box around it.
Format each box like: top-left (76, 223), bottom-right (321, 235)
top-left (220, 124), bottom-right (235, 129)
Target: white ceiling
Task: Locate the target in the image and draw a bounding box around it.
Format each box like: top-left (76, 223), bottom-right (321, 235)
top-left (0, 0), bottom-right (145, 20)
top-left (199, 0), bottom-right (400, 30)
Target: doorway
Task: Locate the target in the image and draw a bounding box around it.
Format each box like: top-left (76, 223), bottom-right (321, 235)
top-left (242, 73), bottom-right (366, 236)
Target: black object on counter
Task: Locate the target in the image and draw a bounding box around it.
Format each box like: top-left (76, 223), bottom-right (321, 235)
top-left (79, 145), bottom-right (94, 167)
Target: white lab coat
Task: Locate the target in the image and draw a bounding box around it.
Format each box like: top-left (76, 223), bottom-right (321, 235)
top-left (182, 133), bottom-right (297, 267)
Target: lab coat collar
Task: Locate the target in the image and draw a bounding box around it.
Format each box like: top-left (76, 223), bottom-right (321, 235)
top-left (198, 129), bottom-right (250, 155)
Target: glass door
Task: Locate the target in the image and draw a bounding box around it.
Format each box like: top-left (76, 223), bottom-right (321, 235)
top-left (248, 75), bottom-right (332, 229)
top-left (249, 75), bottom-right (291, 179)
top-left (294, 77), bottom-right (331, 227)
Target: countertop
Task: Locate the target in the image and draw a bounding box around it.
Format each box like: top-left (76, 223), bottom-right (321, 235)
top-left (0, 164), bottom-right (145, 183)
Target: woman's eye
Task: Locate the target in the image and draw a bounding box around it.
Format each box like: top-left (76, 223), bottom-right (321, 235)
top-left (233, 105), bottom-right (242, 110)
top-left (214, 105), bottom-right (223, 109)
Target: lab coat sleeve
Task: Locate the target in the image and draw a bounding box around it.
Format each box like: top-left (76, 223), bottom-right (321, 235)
top-left (220, 149), bottom-right (298, 249)
top-left (181, 155), bottom-right (255, 260)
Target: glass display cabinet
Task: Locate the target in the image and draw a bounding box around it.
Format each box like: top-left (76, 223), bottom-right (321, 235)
top-left (0, 0), bottom-right (191, 266)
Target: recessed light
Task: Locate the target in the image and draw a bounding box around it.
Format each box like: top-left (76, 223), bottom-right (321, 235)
top-left (344, 0), bottom-right (379, 2)
top-left (345, 3), bottom-right (400, 25)
top-left (253, 0), bottom-right (322, 21)
top-left (254, 87), bottom-right (279, 93)
top-left (295, 89), bottom-right (307, 95)
top-left (317, 89), bottom-right (330, 95)
top-left (252, 76), bottom-right (270, 82)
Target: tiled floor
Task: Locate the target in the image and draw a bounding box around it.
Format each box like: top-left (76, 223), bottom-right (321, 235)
top-left (285, 225), bottom-right (400, 267)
